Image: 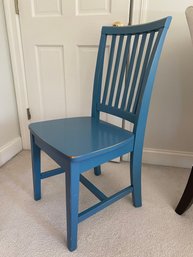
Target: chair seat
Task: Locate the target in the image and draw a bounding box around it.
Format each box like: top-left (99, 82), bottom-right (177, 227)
top-left (29, 117), bottom-right (134, 161)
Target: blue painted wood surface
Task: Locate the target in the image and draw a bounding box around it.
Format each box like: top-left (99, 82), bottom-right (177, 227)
top-left (29, 117), bottom-right (134, 160)
top-left (78, 185), bottom-right (133, 223)
top-left (29, 16), bottom-right (172, 251)
top-left (80, 174), bottom-right (107, 201)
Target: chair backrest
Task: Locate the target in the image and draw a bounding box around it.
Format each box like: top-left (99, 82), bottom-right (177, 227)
top-left (92, 17), bottom-right (171, 134)
top-left (186, 7), bottom-right (193, 43)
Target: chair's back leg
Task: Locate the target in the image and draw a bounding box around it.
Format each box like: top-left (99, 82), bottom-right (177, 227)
top-left (65, 162), bottom-right (80, 251)
top-left (30, 133), bottom-right (41, 201)
top-left (130, 151), bottom-right (142, 207)
top-left (94, 166), bottom-right (102, 176)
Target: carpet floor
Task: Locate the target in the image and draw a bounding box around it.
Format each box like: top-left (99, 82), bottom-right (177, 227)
top-left (0, 151), bottom-right (193, 257)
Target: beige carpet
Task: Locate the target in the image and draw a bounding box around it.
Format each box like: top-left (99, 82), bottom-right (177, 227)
top-left (0, 151), bottom-right (193, 257)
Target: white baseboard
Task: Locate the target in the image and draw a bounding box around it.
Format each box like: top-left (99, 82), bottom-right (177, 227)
top-left (1, 138), bottom-right (192, 169)
top-left (0, 137), bottom-right (22, 167)
top-left (123, 148), bottom-right (193, 169)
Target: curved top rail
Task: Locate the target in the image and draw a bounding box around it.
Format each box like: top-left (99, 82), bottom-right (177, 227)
top-left (102, 16), bottom-right (172, 35)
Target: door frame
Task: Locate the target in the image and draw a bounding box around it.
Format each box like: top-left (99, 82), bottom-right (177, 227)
top-left (3, 0), bottom-right (30, 149)
top-left (131, 0), bottom-right (148, 24)
top-left (3, 0), bottom-right (147, 149)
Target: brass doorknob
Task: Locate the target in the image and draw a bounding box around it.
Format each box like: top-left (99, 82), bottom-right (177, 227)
top-left (112, 21), bottom-right (124, 27)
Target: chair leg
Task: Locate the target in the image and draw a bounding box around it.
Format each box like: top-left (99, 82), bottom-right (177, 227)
top-left (94, 166), bottom-right (101, 176)
top-left (175, 166), bottom-right (193, 215)
top-left (130, 152), bottom-right (142, 207)
top-left (30, 133), bottom-right (41, 201)
top-left (65, 163), bottom-right (80, 251)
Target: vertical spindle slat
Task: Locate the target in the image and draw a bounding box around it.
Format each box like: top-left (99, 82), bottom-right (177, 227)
top-left (134, 29), bottom-right (163, 114)
top-left (114, 35), bottom-right (131, 108)
top-left (101, 35), bottom-right (116, 105)
top-left (92, 33), bottom-right (107, 118)
top-left (108, 35), bottom-right (124, 106)
top-left (132, 31), bottom-right (155, 113)
top-left (126, 33), bottom-right (147, 112)
top-left (120, 34), bottom-right (139, 111)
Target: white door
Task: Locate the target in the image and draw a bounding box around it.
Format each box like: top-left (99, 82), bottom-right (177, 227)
top-left (18, 0), bottom-right (130, 127)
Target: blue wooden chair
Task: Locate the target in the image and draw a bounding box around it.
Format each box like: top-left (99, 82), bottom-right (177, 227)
top-left (29, 17), bottom-right (171, 251)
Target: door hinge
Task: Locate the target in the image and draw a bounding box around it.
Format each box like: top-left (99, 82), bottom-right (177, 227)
top-left (14, 0), bottom-right (19, 15)
top-left (27, 108), bottom-right (31, 120)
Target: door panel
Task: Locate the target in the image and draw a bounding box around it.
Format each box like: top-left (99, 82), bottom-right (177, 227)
top-left (32, 0), bottom-right (62, 16)
top-left (77, 0), bottom-right (111, 15)
top-left (77, 46), bottom-right (98, 115)
top-left (19, 0), bottom-right (130, 159)
top-left (35, 45), bottom-right (67, 119)
top-left (19, 0), bottom-right (129, 122)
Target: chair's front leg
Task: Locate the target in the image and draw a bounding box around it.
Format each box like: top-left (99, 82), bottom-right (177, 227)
top-left (30, 133), bottom-right (41, 201)
top-left (130, 151), bottom-right (142, 208)
top-left (65, 162), bottom-right (80, 251)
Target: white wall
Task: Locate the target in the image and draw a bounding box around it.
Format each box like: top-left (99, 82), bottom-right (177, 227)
top-left (141, 0), bottom-right (193, 167)
top-left (0, 0), bottom-right (22, 166)
top-left (130, 0), bottom-right (193, 168)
